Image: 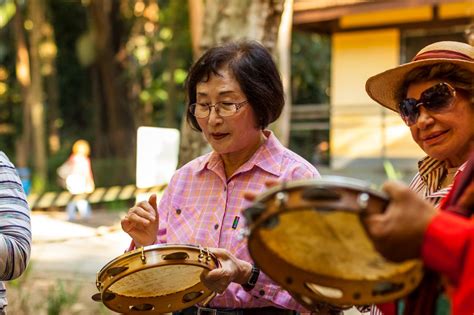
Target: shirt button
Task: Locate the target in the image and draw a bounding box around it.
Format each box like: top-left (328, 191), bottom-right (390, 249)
top-left (214, 224), bottom-right (219, 230)
top-left (176, 209), bottom-right (181, 215)
top-left (259, 290), bottom-right (265, 296)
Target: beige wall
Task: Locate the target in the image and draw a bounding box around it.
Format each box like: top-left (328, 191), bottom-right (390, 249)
top-left (330, 29), bottom-right (424, 169)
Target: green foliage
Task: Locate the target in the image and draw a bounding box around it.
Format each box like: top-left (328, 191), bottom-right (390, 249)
top-left (290, 31), bottom-right (331, 163)
top-left (46, 280), bottom-right (79, 315)
top-left (9, 261), bottom-right (33, 288)
top-left (383, 159), bottom-right (403, 180)
top-left (0, 0), bottom-right (193, 189)
top-left (291, 31), bottom-right (331, 105)
top-left (102, 199), bottom-right (132, 212)
top-left (8, 263), bottom-right (34, 314)
top-left (0, 0), bottom-right (15, 29)
top-left (126, 0), bottom-right (192, 127)
top-left (0, 0), bottom-right (22, 157)
top-left (48, 0), bottom-right (90, 136)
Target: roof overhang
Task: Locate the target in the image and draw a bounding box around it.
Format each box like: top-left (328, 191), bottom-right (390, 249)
top-left (293, 0), bottom-right (472, 33)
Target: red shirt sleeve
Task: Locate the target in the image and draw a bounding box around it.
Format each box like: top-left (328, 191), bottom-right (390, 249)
top-left (421, 211), bottom-right (473, 284)
top-left (421, 212), bottom-right (474, 315)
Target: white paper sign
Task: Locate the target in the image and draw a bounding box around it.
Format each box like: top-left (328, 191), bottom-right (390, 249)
top-left (136, 126), bottom-right (180, 189)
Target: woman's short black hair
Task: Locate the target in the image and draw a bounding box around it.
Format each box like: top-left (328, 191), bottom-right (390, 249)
top-left (185, 40), bottom-right (284, 131)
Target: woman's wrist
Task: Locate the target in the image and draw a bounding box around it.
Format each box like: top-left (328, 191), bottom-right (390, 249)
top-left (235, 260), bottom-right (253, 284)
top-left (134, 236), bottom-right (157, 248)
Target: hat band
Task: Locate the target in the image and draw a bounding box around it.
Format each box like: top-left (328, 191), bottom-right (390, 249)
top-left (413, 50), bottom-right (473, 62)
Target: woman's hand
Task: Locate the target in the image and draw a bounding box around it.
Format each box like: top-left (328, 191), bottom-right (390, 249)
top-left (121, 194), bottom-right (159, 247)
top-left (200, 248), bottom-right (252, 294)
top-left (361, 181), bottom-right (437, 262)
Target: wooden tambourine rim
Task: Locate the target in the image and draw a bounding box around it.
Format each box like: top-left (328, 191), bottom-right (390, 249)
top-left (245, 177), bottom-right (424, 307)
top-left (95, 244), bottom-right (218, 314)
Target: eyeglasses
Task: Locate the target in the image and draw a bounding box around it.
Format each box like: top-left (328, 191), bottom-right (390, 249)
top-left (398, 82), bottom-right (457, 126)
top-left (189, 100), bottom-right (248, 118)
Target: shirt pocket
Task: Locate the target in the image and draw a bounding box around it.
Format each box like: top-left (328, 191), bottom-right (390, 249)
top-left (166, 204), bottom-right (203, 245)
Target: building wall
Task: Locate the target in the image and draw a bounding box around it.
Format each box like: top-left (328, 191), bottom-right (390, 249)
top-left (298, 1), bottom-right (472, 183)
top-left (330, 29), bottom-right (424, 174)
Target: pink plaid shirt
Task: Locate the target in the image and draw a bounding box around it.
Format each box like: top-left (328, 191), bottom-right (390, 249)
top-left (156, 131), bottom-right (320, 310)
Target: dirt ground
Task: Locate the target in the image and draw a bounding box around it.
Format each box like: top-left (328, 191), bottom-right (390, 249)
top-left (6, 208), bottom-right (130, 315)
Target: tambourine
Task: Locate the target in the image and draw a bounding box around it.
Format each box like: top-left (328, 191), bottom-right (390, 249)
top-left (92, 244), bottom-right (219, 314)
top-left (244, 177), bottom-right (423, 310)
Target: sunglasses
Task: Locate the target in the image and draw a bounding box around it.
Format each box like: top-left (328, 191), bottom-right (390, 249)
top-left (398, 82), bottom-right (457, 126)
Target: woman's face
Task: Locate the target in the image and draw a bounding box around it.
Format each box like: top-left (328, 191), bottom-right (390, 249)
top-left (406, 79), bottom-right (474, 167)
top-left (195, 67), bottom-right (262, 157)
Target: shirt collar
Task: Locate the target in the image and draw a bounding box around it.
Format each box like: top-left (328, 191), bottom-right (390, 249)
top-left (418, 156), bottom-right (446, 180)
top-left (418, 156), bottom-right (468, 178)
top-left (192, 130), bottom-right (283, 178)
top-left (238, 130), bottom-right (283, 177)
top-left (417, 155), bottom-right (469, 197)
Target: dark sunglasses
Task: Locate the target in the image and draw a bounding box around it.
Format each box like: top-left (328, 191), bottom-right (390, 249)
top-left (398, 82), bottom-right (456, 126)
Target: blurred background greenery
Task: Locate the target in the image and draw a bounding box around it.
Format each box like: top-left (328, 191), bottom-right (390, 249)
top-left (0, 0), bottom-right (329, 193)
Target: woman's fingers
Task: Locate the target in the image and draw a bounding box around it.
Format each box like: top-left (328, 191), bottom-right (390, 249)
top-left (127, 201), bottom-right (157, 222)
top-left (201, 268), bottom-right (230, 294)
top-left (121, 201), bottom-right (158, 233)
top-left (148, 193), bottom-right (158, 212)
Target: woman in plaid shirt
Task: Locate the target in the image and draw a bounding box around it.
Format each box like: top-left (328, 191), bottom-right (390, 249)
top-left (122, 41), bottom-right (320, 315)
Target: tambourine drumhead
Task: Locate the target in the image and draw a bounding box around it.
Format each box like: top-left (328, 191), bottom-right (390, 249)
top-left (94, 244), bottom-right (218, 314)
top-left (244, 177), bottom-right (423, 309)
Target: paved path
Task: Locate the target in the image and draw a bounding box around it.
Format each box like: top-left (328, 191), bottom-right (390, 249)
top-left (31, 212), bottom-right (130, 276)
top-left (22, 210), bottom-right (130, 314)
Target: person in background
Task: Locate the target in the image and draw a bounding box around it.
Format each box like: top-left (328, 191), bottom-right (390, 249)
top-left (121, 40), bottom-right (320, 314)
top-left (0, 151), bottom-right (32, 314)
top-left (60, 139), bottom-right (95, 221)
top-left (362, 152), bottom-right (474, 315)
top-left (365, 41), bottom-right (474, 314)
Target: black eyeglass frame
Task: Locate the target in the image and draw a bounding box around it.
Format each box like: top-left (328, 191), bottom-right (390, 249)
top-left (189, 100), bottom-right (249, 118)
top-left (398, 82), bottom-right (457, 126)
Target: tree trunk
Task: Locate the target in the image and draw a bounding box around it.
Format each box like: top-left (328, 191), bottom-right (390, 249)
top-left (178, 0), bottom-right (284, 166)
top-left (163, 0), bottom-right (180, 128)
top-left (13, 1), bottom-right (31, 169)
top-left (42, 10), bottom-right (61, 154)
top-left (272, 0), bottom-right (293, 146)
top-left (89, 0), bottom-right (135, 158)
top-left (28, 0), bottom-right (48, 191)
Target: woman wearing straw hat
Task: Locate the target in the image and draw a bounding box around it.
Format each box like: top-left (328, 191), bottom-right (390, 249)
top-left (365, 41), bottom-right (474, 315)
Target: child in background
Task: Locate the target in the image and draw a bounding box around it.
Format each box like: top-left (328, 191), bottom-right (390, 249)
top-left (60, 139), bottom-right (95, 221)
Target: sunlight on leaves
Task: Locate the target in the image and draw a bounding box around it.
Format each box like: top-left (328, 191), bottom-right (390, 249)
top-left (0, 0), bottom-right (15, 29)
top-left (159, 27), bottom-right (173, 41)
top-left (134, 45), bottom-right (151, 65)
top-left (155, 89), bottom-right (168, 102)
top-left (174, 69), bottom-right (187, 84)
top-left (139, 90), bottom-right (151, 102)
top-left (0, 82), bottom-right (7, 96)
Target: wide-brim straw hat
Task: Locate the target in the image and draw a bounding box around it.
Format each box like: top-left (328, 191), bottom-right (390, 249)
top-left (366, 41), bottom-right (474, 112)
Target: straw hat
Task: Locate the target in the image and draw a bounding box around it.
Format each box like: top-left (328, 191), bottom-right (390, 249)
top-left (365, 41), bottom-right (474, 112)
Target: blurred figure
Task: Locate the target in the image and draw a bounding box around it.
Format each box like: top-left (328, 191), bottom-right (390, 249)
top-left (362, 152), bottom-right (474, 315)
top-left (0, 151), bottom-right (32, 314)
top-left (59, 140), bottom-right (95, 221)
top-left (312, 140), bottom-right (329, 166)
